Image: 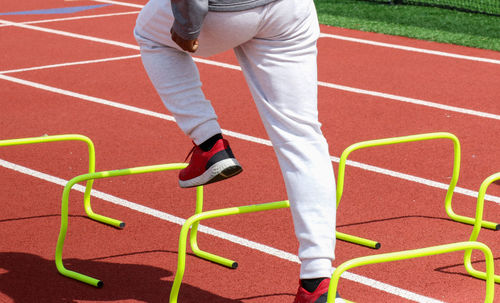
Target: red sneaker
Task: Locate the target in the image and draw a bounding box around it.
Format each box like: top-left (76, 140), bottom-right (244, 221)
top-left (179, 139), bottom-right (242, 188)
top-left (294, 279), bottom-right (345, 303)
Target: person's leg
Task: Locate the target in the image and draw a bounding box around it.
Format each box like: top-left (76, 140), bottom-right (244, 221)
top-left (134, 32), bottom-right (221, 144)
top-left (233, 0), bottom-right (337, 286)
top-left (134, 0), bottom-right (270, 143)
top-left (133, 0), bottom-right (264, 187)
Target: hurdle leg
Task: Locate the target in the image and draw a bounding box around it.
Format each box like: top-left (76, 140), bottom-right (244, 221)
top-left (170, 200), bottom-right (290, 303)
top-left (0, 134), bottom-right (125, 228)
top-left (82, 178), bottom-right (125, 229)
top-left (187, 186), bottom-right (239, 268)
top-left (328, 241), bottom-right (495, 303)
top-left (55, 173), bottom-right (103, 287)
top-left (464, 172), bottom-right (500, 283)
top-left (335, 231), bottom-right (380, 249)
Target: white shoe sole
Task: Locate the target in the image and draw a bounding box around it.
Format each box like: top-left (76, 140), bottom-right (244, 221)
top-left (179, 158), bottom-right (242, 188)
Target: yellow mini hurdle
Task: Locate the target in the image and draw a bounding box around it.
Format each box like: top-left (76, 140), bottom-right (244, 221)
top-left (335, 132), bottom-right (498, 250)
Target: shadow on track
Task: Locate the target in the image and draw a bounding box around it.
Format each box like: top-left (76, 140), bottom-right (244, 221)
top-left (0, 251), bottom-right (245, 303)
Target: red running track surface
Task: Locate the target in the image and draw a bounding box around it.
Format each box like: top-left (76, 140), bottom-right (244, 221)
top-left (0, 1), bottom-right (499, 302)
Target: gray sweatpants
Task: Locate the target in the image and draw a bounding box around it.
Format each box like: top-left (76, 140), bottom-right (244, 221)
top-left (134, 0), bottom-right (337, 279)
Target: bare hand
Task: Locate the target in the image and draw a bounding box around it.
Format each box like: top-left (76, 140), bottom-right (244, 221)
top-left (171, 28), bottom-right (199, 53)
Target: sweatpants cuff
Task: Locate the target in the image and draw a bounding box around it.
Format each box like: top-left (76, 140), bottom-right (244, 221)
top-left (190, 119), bottom-right (222, 146)
top-left (300, 258), bottom-right (333, 279)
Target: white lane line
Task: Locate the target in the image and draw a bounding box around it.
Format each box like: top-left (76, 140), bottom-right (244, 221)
top-left (0, 158), bottom-right (444, 303)
top-left (0, 55), bottom-right (141, 74)
top-left (1, 19), bottom-right (499, 122)
top-left (0, 73), bottom-right (174, 122)
top-left (319, 33), bottom-right (500, 65)
top-left (194, 60), bottom-right (500, 122)
top-left (341, 157), bottom-right (500, 204)
top-left (0, 11), bottom-right (140, 28)
top-left (0, 18), bottom-right (139, 50)
top-left (319, 81), bottom-right (500, 121)
top-left (92, 0), bottom-right (146, 8)
top-left (1, 73), bottom-right (499, 206)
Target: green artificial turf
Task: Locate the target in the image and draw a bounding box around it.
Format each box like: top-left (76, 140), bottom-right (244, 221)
top-left (314, 0), bottom-right (500, 51)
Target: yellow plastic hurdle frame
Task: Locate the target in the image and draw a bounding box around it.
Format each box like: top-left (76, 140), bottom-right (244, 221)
top-left (55, 162), bottom-right (200, 287)
top-left (327, 241), bottom-right (495, 303)
top-left (335, 132), bottom-right (499, 249)
top-left (168, 199), bottom-right (290, 303)
top-left (0, 134), bottom-right (122, 228)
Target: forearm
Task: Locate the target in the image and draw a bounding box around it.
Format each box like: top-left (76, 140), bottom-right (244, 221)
top-left (171, 0), bottom-right (208, 40)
